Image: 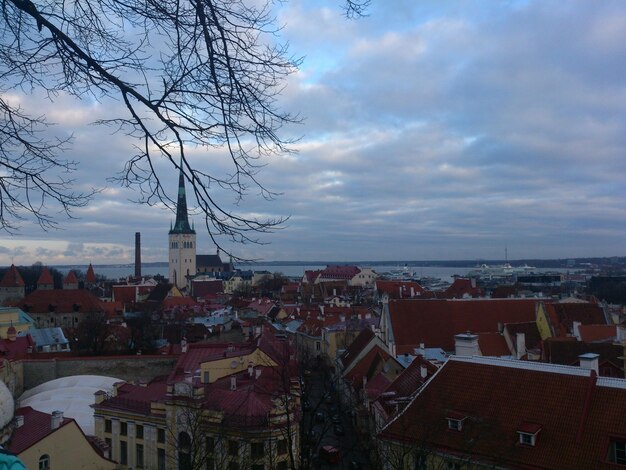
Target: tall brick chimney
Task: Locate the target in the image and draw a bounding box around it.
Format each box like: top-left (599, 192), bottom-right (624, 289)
top-left (135, 232), bottom-right (141, 278)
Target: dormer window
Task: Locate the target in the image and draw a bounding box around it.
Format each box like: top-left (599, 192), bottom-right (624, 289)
top-left (517, 423), bottom-right (542, 447)
top-left (608, 439), bottom-right (626, 465)
top-left (446, 411), bottom-right (468, 431)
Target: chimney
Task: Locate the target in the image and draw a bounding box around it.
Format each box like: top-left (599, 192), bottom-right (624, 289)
top-left (339, 314), bottom-right (345, 322)
top-left (14, 415), bottom-right (24, 428)
top-left (255, 368), bottom-right (261, 380)
top-left (94, 390), bottom-right (107, 404)
top-left (181, 338), bottom-right (188, 353)
top-left (579, 353), bottom-right (600, 375)
top-left (135, 232), bottom-right (142, 278)
top-left (248, 362), bottom-right (254, 377)
top-left (454, 332), bottom-right (480, 357)
top-left (230, 376), bottom-right (237, 391)
top-left (51, 410), bottom-right (63, 430)
top-left (320, 305), bottom-right (325, 316)
top-left (470, 277), bottom-right (476, 288)
top-left (410, 286), bottom-right (415, 297)
top-left (420, 365), bottom-right (428, 379)
top-left (516, 332), bottom-right (526, 360)
top-left (399, 286), bottom-right (403, 298)
top-left (416, 342), bottom-right (425, 357)
top-left (573, 321), bottom-right (582, 340)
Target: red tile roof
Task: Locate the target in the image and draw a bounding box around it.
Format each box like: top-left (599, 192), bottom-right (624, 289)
top-left (17, 289), bottom-right (104, 314)
top-left (0, 264), bottom-right (24, 287)
top-left (344, 345), bottom-right (392, 389)
top-left (303, 270), bottom-right (321, 283)
top-left (544, 302), bottom-right (607, 337)
top-left (380, 356), bottom-right (626, 469)
top-left (339, 328), bottom-right (376, 369)
top-left (8, 407), bottom-right (73, 454)
top-left (37, 266), bottom-right (53, 286)
top-left (381, 355), bottom-right (436, 401)
top-left (578, 324), bottom-right (617, 343)
top-left (364, 371), bottom-right (392, 401)
top-left (85, 264), bottom-right (97, 283)
top-left (477, 332), bottom-right (511, 357)
top-left (376, 280), bottom-right (426, 299)
top-left (0, 335), bottom-right (34, 360)
top-left (388, 299), bottom-right (541, 353)
top-left (95, 376), bottom-right (168, 415)
top-left (441, 277), bottom-right (484, 299)
top-left (319, 265), bottom-right (360, 280)
top-left (503, 321), bottom-right (543, 351)
top-left (64, 271), bottom-right (79, 284)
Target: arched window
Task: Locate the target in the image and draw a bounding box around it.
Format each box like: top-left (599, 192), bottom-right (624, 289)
top-left (39, 454), bottom-right (50, 470)
top-left (178, 432), bottom-right (192, 470)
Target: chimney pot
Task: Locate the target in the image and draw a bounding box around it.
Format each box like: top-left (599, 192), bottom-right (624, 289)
top-left (230, 375), bottom-right (237, 390)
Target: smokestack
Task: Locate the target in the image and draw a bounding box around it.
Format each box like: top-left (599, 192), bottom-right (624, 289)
top-left (135, 232), bottom-right (141, 278)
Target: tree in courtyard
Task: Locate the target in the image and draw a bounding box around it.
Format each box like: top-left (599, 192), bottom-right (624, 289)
top-left (0, 0), bottom-right (369, 251)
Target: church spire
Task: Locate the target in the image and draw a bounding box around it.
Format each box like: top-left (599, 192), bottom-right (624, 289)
top-left (170, 162), bottom-right (195, 234)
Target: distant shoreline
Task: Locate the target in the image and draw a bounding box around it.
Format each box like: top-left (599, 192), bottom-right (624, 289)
top-left (46, 256), bottom-right (626, 271)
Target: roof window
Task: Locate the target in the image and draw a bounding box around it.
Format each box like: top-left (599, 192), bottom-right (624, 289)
top-left (446, 411), bottom-right (468, 432)
top-left (517, 422), bottom-right (542, 446)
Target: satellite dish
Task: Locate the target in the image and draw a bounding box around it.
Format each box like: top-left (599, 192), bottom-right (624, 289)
top-left (230, 360), bottom-right (239, 369)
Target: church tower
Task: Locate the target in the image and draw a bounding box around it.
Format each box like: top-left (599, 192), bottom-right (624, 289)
top-left (168, 164), bottom-right (196, 289)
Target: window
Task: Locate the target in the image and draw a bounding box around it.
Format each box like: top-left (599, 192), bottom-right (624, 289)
top-left (447, 418), bottom-right (464, 431)
top-left (136, 424), bottom-right (144, 439)
top-left (609, 440), bottom-right (626, 465)
top-left (38, 454), bottom-right (50, 470)
top-left (120, 440), bottom-right (128, 465)
top-left (277, 439), bottom-right (287, 455)
top-left (178, 432), bottom-right (192, 470)
top-left (120, 421), bottom-right (128, 436)
top-left (105, 419), bottom-right (112, 433)
top-left (316, 341), bottom-right (321, 351)
top-left (206, 436), bottom-right (215, 454)
top-left (228, 440), bottom-right (239, 456)
top-left (519, 432), bottom-right (536, 446)
top-left (158, 448), bottom-right (166, 470)
top-left (136, 443), bottom-right (144, 468)
top-left (158, 428), bottom-right (166, 443)
top-left (251, 442), bottom-right (264, 459)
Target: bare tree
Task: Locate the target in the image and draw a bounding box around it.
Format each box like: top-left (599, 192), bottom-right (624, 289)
top-left (0, 0), bottom-right (372, 246)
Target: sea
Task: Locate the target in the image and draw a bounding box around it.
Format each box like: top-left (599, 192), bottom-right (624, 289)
top-left (55, 263), bottom-right (475, 282)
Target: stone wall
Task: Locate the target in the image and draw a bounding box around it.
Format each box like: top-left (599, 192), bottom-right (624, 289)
top-left (22, 355), bottom-right (178, 391)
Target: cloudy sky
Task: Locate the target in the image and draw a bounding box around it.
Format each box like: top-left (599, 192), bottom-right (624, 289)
top-left (2, 0), bottom-right (626, 265)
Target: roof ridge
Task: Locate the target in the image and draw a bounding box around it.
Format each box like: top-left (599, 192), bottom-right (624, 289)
top-left (451, 356), bottom-right (626, 389)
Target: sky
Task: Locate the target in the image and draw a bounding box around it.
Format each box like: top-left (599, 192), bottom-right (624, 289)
top-left (2, 0), bottom-right (626, 265)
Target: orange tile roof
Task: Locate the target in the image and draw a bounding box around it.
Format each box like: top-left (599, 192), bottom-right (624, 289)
top-left (37, 266), bottom-right (53, 285)
top-left (64, 271), bottom-right (79, 284)
top-left (578, 324), bottom-right (617, 343)
top-left (380, 357), bottom-right (626, 468)
top-left (85, 264), bottom-right (97, 283)
top-left (0, 264), bottom-right (24, 287)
